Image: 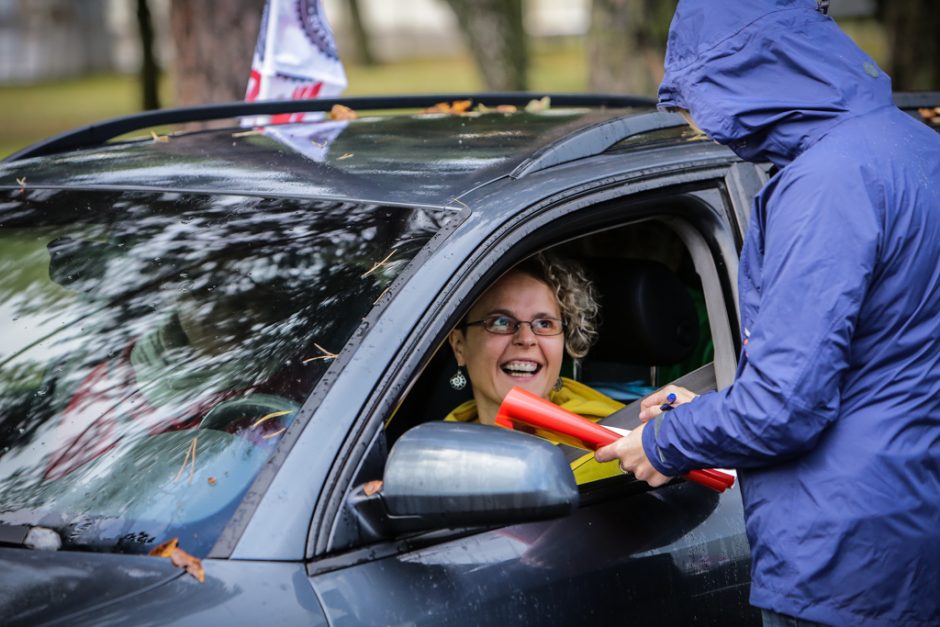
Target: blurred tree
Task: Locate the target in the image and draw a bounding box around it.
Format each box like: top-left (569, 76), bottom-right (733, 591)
top-left (439, 0), bottom-right (528, 91)
top-left (169, 0), bottom-right (264, 105)
top-left (588, 0), bottom-right (676, 97)
top-left (876, 0), bottom-right (940, 90)
top-left (137, 0), bottom-right (161, 110)
top-left (345, 0), bottom-right (377, 66)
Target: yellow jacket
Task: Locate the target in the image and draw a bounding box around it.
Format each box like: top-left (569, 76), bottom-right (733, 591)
top-left (443, 377), bottom-right (624, 484)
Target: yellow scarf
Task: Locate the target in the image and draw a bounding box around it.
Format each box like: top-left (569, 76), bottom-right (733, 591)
top-left (443, 377), bottom-right (625, 484)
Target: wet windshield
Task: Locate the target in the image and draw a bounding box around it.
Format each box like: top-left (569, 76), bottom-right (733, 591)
top-left (0, 189), bottom-right (452, 555)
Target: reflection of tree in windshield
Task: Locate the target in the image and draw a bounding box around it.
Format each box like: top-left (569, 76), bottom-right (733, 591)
top-left (0, 189), bottom-right (453, 553)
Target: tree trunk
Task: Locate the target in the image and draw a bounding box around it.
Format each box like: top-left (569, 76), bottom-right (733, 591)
top-left (137, 0), bottom-right (161, 110)
top-left (878, 0), bottom-right (940, 90)
top-left (169, 0), bottom-right (264, 106)
top-left (440, 0), bottom-right (528, 91)
top-left (587, 0), bottom-right (676, 97)
top-left (345, 0), bottom-right (377, 66)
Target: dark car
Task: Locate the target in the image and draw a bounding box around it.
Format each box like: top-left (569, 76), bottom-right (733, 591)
top-left (1, 93), bottom-right (936, 626)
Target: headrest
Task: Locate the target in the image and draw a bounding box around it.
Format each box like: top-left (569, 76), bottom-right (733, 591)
top-left (585, 259), bottom-right (699, 365)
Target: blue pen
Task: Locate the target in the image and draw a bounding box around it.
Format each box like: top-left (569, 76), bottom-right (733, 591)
top-left (660, 392), bottom-right (678, 412)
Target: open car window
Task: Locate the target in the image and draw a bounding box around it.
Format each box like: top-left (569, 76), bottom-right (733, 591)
top-left (0, 189), bottom-right (453, 555)
top-left (388, 218), bottom-right (717, 486)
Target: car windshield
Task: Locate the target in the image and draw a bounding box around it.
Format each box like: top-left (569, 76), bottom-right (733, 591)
top-left (0, 188), bottom-right (453, 555)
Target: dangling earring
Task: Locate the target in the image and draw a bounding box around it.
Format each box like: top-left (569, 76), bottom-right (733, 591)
top-left (553, 378), bottom-right (563, 392)
top-left (450, 367), bottom-right (468, 390)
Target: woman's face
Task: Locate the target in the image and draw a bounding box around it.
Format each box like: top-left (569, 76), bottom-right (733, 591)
top-left (449, 271), bottom-right (565, 425)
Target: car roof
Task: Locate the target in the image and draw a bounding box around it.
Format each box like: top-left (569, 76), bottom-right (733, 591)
top-left (7, 91), bottom-right (931, 208)
top-left (0, 95), bottom-right (705, 207)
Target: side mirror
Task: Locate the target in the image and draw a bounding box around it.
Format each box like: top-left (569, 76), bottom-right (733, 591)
top-left (351, 422), bottom-right (578, 537)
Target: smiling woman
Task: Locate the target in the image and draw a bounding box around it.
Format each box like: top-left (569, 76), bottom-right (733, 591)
top-left (443, 254), bottom-right (626, 482)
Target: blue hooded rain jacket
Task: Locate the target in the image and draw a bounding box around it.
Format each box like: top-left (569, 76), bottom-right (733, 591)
top-left (642, 1), bottom-right (940, 625)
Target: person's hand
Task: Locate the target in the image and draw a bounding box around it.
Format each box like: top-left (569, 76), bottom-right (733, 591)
top-left (638, 384), bottom-right (698, 422)
top-left (595, 423), bottom-right (671, 487)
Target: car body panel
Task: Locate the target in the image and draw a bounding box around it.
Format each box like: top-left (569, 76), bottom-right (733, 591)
top-left (0, 547), bottom-right (326, 626)
top-left (310, 481), bottom-right (758, 626)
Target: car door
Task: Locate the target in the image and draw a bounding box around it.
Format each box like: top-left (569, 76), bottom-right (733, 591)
top-left (306, 165), bottom-right (765, 626)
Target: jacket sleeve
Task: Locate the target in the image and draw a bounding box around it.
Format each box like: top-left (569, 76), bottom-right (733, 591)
top-left (643, 164), bottom-right (883, 475)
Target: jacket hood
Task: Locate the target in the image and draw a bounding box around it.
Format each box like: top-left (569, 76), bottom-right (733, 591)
top-left (657, 0), bottom-right (893, 165)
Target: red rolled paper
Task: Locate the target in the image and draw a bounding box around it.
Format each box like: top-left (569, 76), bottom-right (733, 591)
top-left (496, 386), bottom-right (735, 493)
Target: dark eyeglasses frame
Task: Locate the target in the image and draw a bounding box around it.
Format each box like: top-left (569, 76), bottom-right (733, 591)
top-left (462, 314), bottom-right (565, 336)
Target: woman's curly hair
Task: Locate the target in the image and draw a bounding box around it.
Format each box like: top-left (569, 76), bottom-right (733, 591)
top-left (515, 253), bottom-right (600, 359)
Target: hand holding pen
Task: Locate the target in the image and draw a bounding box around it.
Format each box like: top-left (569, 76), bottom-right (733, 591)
top-left (632, 384), bottom-right (733, 492)
top-left (638, 385), bottom-right (698, 422)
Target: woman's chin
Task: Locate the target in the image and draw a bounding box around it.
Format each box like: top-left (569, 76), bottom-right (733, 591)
top-left (499, 374), bottom-right (550, 399)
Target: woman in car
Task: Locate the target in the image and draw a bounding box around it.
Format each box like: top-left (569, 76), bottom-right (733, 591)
top-left (444, 253), bottom-right (624, 483)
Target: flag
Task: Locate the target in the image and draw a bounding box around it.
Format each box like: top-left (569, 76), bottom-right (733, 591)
top-left (245, 0), bottom-right (347, 125)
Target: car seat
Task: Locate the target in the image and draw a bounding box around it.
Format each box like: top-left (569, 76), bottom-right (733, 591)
top-left (579, 258), bottom-right (700, 401)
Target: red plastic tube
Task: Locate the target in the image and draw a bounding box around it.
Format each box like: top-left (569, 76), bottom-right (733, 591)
top-left (496, 387), bottom-right (735, 493)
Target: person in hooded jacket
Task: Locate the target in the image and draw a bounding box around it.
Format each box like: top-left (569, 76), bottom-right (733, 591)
top-left (595, 1), bottom-right (940, 626)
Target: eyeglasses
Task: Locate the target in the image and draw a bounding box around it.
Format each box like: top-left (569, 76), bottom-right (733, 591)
top-left (463, 314), bottom-right (564, 336)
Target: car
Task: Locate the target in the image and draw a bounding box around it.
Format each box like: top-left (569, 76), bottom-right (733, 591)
top-left (1, 92), bottom-right (937, 626)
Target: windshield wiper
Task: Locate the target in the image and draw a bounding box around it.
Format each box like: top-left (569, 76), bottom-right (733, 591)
top-left (0, 522), bottom-right (62, 550)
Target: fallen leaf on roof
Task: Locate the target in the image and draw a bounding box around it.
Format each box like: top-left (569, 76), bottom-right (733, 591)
top-left (363, 480), bottom-right (383, 496)
top-left (362, 249), bottom-right (397, 278)
top-left (231, 129), bottom-right (264, 138)
top-left (423, 99), bottom-right (473, 115)
top-left (337, 153), bottom-right (354, 160)
top-left (173, 436), bottom-right (198, 484)
top-left (207, 476), bottom-right (217, 486)
top-left (424, 102), bottom-right (450, 114)
top-left (149, 538), bottom-right (205, 583)
top-left (303, 342), bottom-right (338, 364)
top-left (329, 104), bottom-right (358, 121)
top-left (918, 107), bottom-right (939, 124)
top-left (525, 96), bottom-right (551, 113)
top-left (250, 410), bottom-right (292, 430)
top-left (149, 537), bottom-right (178, 558)
top-left (150, 130), bottom-right (170, 143)
top-left (448, 197), bottom-right (471, 211)
top-left (372, 286), bottom-right (390, 305)
top-left (474, 103), bottom-right (517, 114)
top-left (262, 428), bottom-right (286, 439)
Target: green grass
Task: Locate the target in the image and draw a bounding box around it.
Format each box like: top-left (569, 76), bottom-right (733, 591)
top-left (0, 74), bottom-right (173, 158)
